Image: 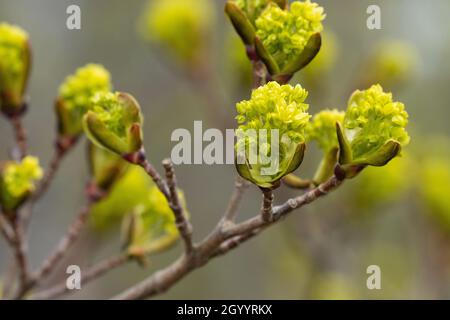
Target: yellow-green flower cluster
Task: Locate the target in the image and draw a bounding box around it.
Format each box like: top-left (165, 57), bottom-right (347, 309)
top-left (57, 64), bottom-right (111, 137)
top-left (141, 0), bottom-right (213, 64)
top-left (235, 82), bottom-right (310, 188)
top-left (59, 64), bottom-right (111, 119)
top-left (255, 1), bottom-right (324, 70)
top-left (3, 156), bottom-right (42, 197)
top-left (236, 81), bottom-right (310, 144)
top-left (307, 109), bottom-right (344, 153)
top-left (0, 23), bottom-right (29, 111)
top-left (0, 156), bottom-right (43, 210)
top-left (235, 0), bottom-right (274, 24)
top-left (344, 84), bottom-right (410, 160)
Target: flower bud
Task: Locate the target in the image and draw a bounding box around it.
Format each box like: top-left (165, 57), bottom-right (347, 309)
top-left (337, 84), bottom-right (410, 178)
top-left (235, 81), bottom-right (310, 188)
top-left (0, 23), bottom-right (30, 116)
top-left (255, 1), bottom-right (324, 76)
top-left (56, 64), bottom-right (112, 139)
top-left (121, 186), bottom-right (186, 257)
top-left (226, 1), bottom-right (323, 78)
top-left (87, 143), bottom-right (128, 192)
top-left (83, 92), bottom-right (143, 156)
top-left (0, 156), bottom-right (43, 211)
top-left (226, 1), bottom-right (287, 46)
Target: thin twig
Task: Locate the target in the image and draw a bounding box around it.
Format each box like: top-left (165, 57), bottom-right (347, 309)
top-left (10, 217), bottom-right (31, 298)
top-left (25, 184), bottom-right (104, 297)
top-left (112, 175), bottom-right (344, 300)
top-left (0, 214), bottom-right (15, 245)
top-left (24, 136), bottom-right (78, 225)
top-left (32, 252), bottom-right (131, 300)
top-left (223, 177), bottom-right (249, 222)
top-left (211, 229), bottom-right (261, 258)
top-left (9, 115), bottom-right (27, 159)
top-left (261, 189), bottom-right (274, 222)
top-left (162, 159), bottom-right (193, 253)
top-left (31, 201), bottom-right (94, 285)
top-left (31, 147), bottom-right (67, 203)
top-left (125, 151), bottom-right (170, 200)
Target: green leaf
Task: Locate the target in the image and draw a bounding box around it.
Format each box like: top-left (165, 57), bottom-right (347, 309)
top-left (313, 147), bottom-right (338, 185)
top-left (127, 123), bottom-right (143, 154)
top-left (336, 121), bottom-right (352, 165)
top-left (283, 173), bottom-right (312, 189)
top-left (285, 143), bottom-right (306, 175)
top-left (83, 111), bottom-right (129, 155)
top-left (281, 33), bottom-right (322, 75)
top-left (225, 1), bottom-right (256, 46)
top-left (353, 140), bottom-right (402, 167)
top-left (255, 36), bottom-right (280, 75)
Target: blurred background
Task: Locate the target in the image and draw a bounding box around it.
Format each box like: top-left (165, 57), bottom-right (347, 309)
top-left (1, 0), bottom-right (450, 299)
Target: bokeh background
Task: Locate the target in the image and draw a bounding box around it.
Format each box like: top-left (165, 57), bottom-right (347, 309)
top-left (1, 0), bottom-right (450, 299)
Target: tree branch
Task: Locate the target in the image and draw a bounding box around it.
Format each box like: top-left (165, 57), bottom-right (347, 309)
top-left (124, 151), bottom-right (170, 200)
top-left (23, 183), bottom-right (105, 297)
top-left (0, 214), bottom-right (15, 245)
top-left (260, 189), bottom-right (274, 222)
top-left (112, 174), bottom-right (345, 300)
top-left (10, 216), bottom-right (31, 299)
top-left (31, 201), bottom-right (95, 286)
top-left (162, 159), bottom-right (193, 253)
top-left (223, 177), bottom-right (249, 222)
top-left (31, 137), bottom-right (75, 204)
top-left (9, 115), bottom-right (27, 159)
top-left (32, 252), bottom-right (131, 300)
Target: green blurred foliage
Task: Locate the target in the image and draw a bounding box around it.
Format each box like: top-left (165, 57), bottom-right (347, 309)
top-left (353, 155), bottom-right (412, 210)
top-left (90, 166), bottom-right (153, 230)
top-left (139, 0), bottom-right (214, 67)
top-left (420, 138), bottom-right (450, 230)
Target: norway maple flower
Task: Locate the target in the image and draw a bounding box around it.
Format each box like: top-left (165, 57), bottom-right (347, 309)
top-left (140, 0), bottom-right (213, 65)
top-left (234, 0), bottom-right (287, 25)
top-left (255, 1), bottom-right (324, 70)
top-left (225, 0), bottom-right (323, 78)
top-left (235, 81), bottom-right (310, 188)
top-left (0, 23), bottom-right (30, 115)
top-left (0, 156), bottom-right (43, 211)
top-left (56, 64), bottom-right (112, 138)
top-left (307, 109), bottom-right (345, 154)
top-left (337, 84), bottom-right (410, 178)
top-left (306, 109), bottom-right (345, 183)
top-left (83, 92), bottom-right (143, 156)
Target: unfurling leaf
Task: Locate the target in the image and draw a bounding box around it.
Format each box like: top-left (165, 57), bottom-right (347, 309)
top-left (83, 92), bottom-right (144, 156)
